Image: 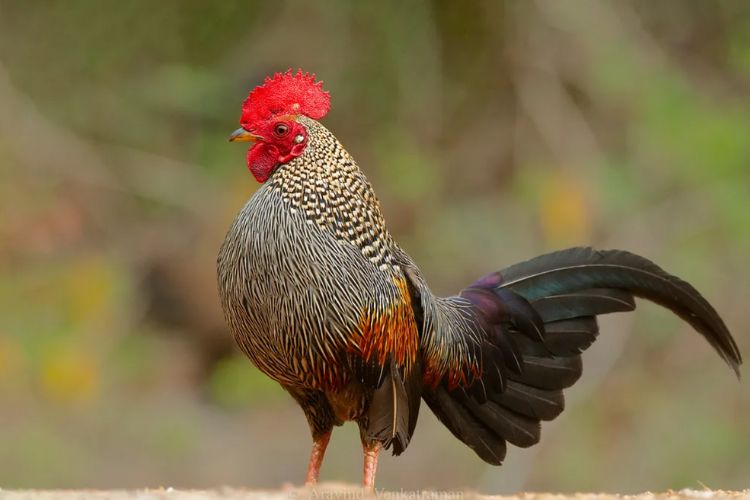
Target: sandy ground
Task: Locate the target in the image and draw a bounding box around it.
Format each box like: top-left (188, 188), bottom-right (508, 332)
top-left (1, 485), bottom-right (749, 500)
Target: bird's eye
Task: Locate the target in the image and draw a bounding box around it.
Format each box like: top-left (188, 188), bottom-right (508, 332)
top-left (274, 123), bottom-right (289, 137)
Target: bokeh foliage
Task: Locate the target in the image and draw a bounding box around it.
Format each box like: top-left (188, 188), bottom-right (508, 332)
top-left (0, 0), bottom-right (748, 493)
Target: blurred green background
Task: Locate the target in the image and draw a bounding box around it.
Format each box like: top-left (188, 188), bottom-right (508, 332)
top-left (0, 0), bottom-right (748, 493)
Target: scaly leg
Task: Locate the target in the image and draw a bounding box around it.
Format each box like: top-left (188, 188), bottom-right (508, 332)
top-left (305, 431), bottom-right (332, 486)
top-left (362, 441), bottom-right (381, 490)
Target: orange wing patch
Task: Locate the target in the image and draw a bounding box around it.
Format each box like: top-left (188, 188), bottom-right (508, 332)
top-left (358, 277), bottom-right (419, 373)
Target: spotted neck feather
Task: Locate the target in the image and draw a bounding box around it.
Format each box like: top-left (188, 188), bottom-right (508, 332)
top-left (266, 116), bottom-right (397, 271)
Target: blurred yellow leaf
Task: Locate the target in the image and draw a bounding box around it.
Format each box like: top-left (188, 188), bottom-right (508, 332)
top-left (539, 171), bottom-right (592, 247)
top-left (65, 256), bottom-right (116, 328)
top-left (40, 349), bottom-right (99, 403)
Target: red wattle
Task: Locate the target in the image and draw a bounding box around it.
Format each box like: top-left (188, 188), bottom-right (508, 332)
top-left (247, 143), bottom-right (279, 183)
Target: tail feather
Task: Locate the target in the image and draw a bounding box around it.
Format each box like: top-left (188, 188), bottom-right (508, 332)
top-left (542, 318), bottom-right (599, 356)
top-left (491, 328), bottom-right (523, 374)
top-left (453, 388), bottom-right (541, 448)
top-left (532, 288), bottom-right (635, 322)
top-left (499, 247), bottom-right (741, 374)
top-left (422, 386), bottom-right (508, 465)
top-left (508, 349), bottom-right (584, 390)
top-left (419, 246), bottom-right (741, 465)
top-left (492, 381), bottom-right (564, 421)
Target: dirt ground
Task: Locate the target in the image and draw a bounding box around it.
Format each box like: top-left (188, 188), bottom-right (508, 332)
top-left (1, 485), bottom-right (749, 500)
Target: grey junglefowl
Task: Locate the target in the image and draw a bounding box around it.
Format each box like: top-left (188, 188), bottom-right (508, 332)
top-left (216, 70), bottom-right (742, 489)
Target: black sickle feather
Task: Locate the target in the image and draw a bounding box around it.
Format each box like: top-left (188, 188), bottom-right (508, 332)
top-left (508, 350), bottom-right (584, 390)
top-left (451, 387), bottom-right (541, 448)
top-left (491, 380), bottom-right (564, 421)
top-left (532, 288), bottom-right (635, 322)
top-left (498, 247), bottom-right (742, 375)
top-left (542, 317), bottom-right (599, 356)
top-left (422, 386), bottom-right (508, 465)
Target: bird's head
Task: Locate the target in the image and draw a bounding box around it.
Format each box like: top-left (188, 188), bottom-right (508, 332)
top-left (229, 69), bottom-right (331, 183)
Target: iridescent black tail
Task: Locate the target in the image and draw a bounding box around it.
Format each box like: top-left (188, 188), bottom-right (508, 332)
top-left (423, 247), bottom-right (741, 465)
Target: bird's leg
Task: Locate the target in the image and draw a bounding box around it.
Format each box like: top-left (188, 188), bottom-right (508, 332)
top-left (305, 430), bottom-right (331, 486)
top-left (362, 440), bottom-right (382, 491)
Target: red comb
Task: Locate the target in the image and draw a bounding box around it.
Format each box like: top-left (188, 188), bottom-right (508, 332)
top-left (240, 69), bottom-right (330, 128)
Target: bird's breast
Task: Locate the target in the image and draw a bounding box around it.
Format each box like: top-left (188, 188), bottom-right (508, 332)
top-left (217, 184), bottom-right (402, 390)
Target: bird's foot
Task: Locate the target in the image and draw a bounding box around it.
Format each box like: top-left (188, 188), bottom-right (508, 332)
top-left (304, 431), bottom-right (332, 486)
top-left (362, 441), bottom-right (381, 491)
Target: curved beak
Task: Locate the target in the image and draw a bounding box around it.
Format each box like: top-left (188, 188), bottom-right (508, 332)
top-left (229, 128), bottom-right (262, 143)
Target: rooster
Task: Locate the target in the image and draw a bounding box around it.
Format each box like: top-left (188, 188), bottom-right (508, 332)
top-left (217, 70), bottom-right (741, 489)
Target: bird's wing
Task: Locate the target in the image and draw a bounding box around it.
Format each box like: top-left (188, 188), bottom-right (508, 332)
top-left (348, 256), bottom-right (423, 456)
